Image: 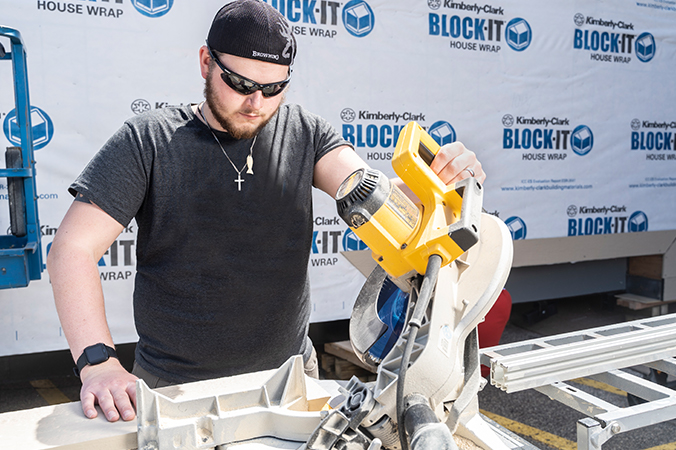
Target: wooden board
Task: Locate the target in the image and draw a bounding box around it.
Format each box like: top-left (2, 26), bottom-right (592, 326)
top-left (615, 293), bottom-right (676, 310)
top-left (324, 340), bottom-right (375, 373)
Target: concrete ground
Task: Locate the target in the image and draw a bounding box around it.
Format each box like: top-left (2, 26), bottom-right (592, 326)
top-left (1, 294), bottom-right (675, 449)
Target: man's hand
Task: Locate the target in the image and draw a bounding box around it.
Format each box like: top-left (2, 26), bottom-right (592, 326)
top-left (430, 141), bottom-right (486, 185)
top-left (79, 358), bottom-right (138, 422)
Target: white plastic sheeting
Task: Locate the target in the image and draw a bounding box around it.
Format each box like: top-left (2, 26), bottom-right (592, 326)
top-left (0, 0), bottom-right (674, 355)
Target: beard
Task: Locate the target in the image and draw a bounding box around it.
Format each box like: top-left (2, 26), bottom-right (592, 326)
top-left (203, 72), bottom-right (283, 140)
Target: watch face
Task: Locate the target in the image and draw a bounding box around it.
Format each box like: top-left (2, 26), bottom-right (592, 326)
top-left (84, 344), bottom-right (109, 365)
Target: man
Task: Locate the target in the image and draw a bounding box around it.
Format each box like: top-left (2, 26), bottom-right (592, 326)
top-left (47, 0), bottom-right (485, 423)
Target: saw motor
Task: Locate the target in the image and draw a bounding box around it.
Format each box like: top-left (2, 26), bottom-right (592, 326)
top-left (336, 121), bottom-right (483, 282)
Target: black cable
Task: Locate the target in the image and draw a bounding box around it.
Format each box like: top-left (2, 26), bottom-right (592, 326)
top-left (396, 297), bottom-right (419, 450)
top-left (396, 254), bottom-right (443, 450)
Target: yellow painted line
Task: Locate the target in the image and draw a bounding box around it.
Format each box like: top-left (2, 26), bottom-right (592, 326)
top-left (571, 377), bottom-right (626, 396)
top-left (481, 409), bottom-right (577, 450)
top-left (643, 444), bottom-right (676, 450)
top-left (30, 379), bottom-right (71, 405)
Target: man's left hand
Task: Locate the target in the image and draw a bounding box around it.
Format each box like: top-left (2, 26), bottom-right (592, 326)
top-left (430, 141), bottom-right (485, 185)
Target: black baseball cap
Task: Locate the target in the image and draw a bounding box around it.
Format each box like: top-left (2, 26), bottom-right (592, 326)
top-left (207, 0), bottom-right (297, 66)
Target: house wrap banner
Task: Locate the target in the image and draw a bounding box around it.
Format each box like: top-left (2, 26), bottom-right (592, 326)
top-left (0, 0), bottom-right (674, 356)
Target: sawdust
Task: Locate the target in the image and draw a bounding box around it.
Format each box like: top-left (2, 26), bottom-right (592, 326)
top-left (454, 434), bottom-right (483, 450)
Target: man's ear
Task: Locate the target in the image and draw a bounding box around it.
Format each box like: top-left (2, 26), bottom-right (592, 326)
top-left (198, 46), bottom-right (211, 80)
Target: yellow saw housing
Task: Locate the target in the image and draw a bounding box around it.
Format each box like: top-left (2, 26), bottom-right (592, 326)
top-left (336, 122), bottom-right (483, 279)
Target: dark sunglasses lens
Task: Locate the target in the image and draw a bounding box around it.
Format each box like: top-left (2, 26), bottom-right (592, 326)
top-left (260, 81), bottom-right (288, 98)
top-left (220, 70), bottom-right (288, 98)
top-left (221, 73), bottom-right (255, 95)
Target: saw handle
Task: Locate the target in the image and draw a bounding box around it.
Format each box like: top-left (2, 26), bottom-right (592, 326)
top-left (393, 122), bottom-right (451, 206)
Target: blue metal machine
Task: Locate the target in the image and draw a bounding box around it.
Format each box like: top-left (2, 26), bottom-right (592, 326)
top-left (0, 26), bottom-right (43, 288)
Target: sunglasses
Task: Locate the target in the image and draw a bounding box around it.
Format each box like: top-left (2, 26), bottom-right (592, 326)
top-left (206, 44), bottom-right (291, 98)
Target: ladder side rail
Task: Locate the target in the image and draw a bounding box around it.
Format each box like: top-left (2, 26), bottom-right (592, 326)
top-left (0, 27), bottom-right (34, 167)
top-left (4, 27), bottom-right (36, 168)
top-left (1, 26), bottom-right (43, 281)
top-left (11, 29), bottom-right (41, 245)
top-left (17, 37), bottom-right (42, 279)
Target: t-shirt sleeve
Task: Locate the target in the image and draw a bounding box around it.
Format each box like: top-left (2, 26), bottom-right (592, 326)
top-left (311, 113), bottom-right (354, 164)
top-left (68, 122), bottom-right (148, 227)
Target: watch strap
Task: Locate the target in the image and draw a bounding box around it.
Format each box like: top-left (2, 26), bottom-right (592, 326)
top-left (74, 343), bottom-right (118, 377)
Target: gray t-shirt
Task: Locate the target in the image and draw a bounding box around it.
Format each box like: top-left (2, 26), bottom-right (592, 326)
top-left (70, 103), bottom-right (349, 383)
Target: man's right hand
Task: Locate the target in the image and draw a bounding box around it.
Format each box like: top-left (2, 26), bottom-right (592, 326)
top-left (79, 358), bottom-right (138, 422)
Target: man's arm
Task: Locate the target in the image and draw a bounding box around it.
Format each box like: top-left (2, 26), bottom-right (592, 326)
top-left (313, 145), bottom-right (368, 197)
top-left (314, 141), bottom-right (486, 199)
top-left (47, 198), bottom-right (138, 422)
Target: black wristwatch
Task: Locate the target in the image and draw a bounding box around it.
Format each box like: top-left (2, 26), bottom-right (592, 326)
top-left (74, 343), bottom-right (118, 377)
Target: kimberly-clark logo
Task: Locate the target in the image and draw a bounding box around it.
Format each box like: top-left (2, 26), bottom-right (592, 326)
top-left (428, 7), bottom-right (531, 54)
top-left (343, 0), bottom-right (375, 37)
top-left (131, 0), bottom-right (173, 18)
top-left (502, 114), bottom-right (593, 160)
top-left (341, 108), bottom-right (357, 123)
top-left (573, 13), bottom-right (655, 63)
top-left (428, 0), bottom-right (441, 10)
top-left (131, 99), bottom-right (152, 115)
top-left (340, 107), bottom-right (428, 159)
top-left (566, 205), bottom-right (648, 236)
top-left (3, 106), bottom-right (54, 150)
top-left (630, 118), bottom-right (676, 161)
top-left (505, 216), bottom-right (527, 240)
top-left (130, 99), bottom-right (188, 115)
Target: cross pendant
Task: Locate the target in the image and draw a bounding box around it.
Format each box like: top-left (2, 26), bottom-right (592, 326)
top-left (235, 173), bottom-right (244, 191)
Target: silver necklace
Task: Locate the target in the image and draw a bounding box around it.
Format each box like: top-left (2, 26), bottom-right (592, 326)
top-left (198, 102), bottom-right (256, 191)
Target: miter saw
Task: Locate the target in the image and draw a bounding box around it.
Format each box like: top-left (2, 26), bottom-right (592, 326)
top-left (305, 122), bottom-right (514, 450)
top-left (133, 122), bottom-right (514, 450)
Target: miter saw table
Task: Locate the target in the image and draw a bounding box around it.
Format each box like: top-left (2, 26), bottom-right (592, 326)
top-left (3, 335), bottom-right (676, 450)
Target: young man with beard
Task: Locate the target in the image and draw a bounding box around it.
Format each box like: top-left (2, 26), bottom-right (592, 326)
top-left (47, 0), bottom-right (485, 423)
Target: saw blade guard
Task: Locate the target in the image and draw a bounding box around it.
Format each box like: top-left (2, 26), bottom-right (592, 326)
top-left (350, 267), bottom-right (411, 368)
